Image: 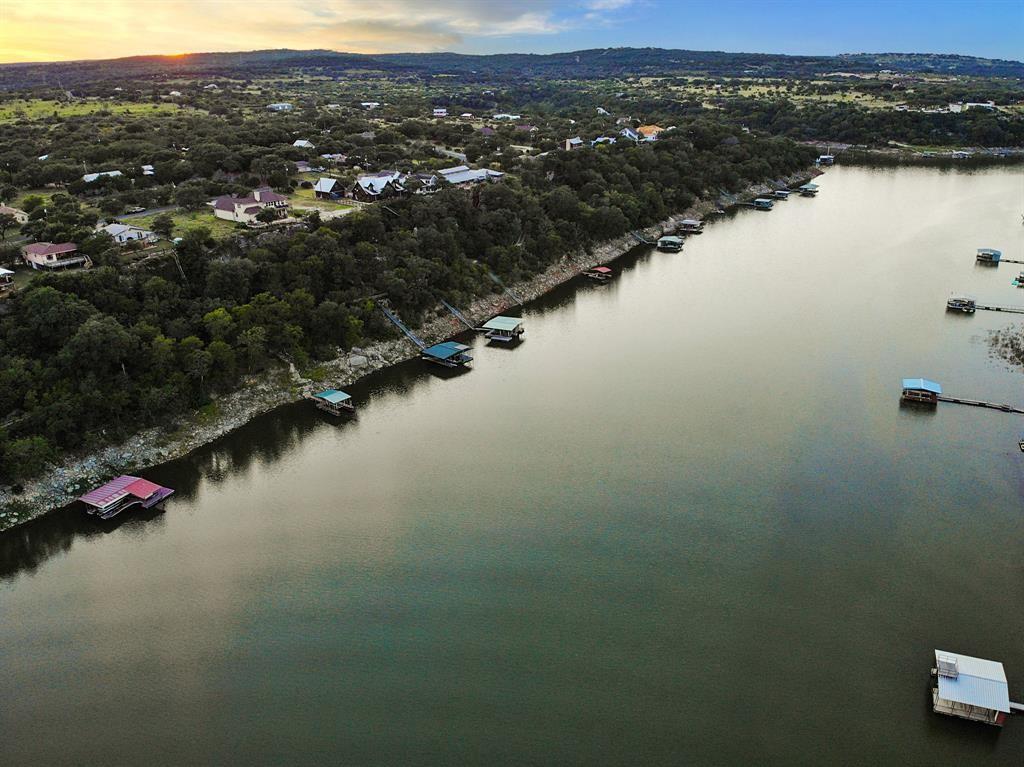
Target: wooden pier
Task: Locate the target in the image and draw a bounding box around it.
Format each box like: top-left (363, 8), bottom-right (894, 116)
top-left (936, 395), bottom-right (1024, 414)
top-left (975, 303), bottom-right (1024, 314)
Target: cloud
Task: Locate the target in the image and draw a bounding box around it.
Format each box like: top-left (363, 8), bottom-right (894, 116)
top-left (0, 0), bottom-right (632, 62)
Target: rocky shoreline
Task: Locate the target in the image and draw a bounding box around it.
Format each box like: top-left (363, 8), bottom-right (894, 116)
top-left (0, 168), bottom-right (817, 533)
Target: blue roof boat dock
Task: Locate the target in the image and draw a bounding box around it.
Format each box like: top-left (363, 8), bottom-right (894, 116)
top-left (901, 378), bottom-right (1024, 413)
top-left (422, 341), bottom-right (473, 368)
top-left (309, 388), bottom-right (354, 416)
top-left (480, 316), bottom-right (525, 343)
top-left (976, 248), bottom-right (1001, 264)
top-left (751, 197), bottom-right (774, 210)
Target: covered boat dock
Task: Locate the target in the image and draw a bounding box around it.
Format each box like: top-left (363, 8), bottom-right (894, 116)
top-left (79, 475), bottom-right (174, 520)
top-left (976, 248), bottom-right (1001, 264)
top-left (931, 650), bottom-right (1011, 727)
top-left (657, 235), bottom-right (683, 251)
top-left (585, 266), bottom-right (613, 282)
top-left (310, 388), bottom-right (354, 416)
top-left (421, 341), bottom-right (473, 368)
top-left (901, 377), bottom-right (942, 405)
top-left (798, 183), bottom-right (819, 197)
top-left (480, 316), bottom-right (525, 343)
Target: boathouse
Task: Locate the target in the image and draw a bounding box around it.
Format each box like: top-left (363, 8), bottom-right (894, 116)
top-left (798, 183), bottom-right (819, 197)
top-left (310, 388), bottom-right (354, 415)
top-left (946, 294), bottom-right (976, 313)
top-left (421, 341), bottom-right (473, 368)
top-left (585, 266), bottom-right (613, 282)
top-left (678, 219), bottom-right (704, 233)
top-left (976, 248), bottom-right (1001, 264)
top-left (901, 378), bottom-right (942, 405)
top-left (481, 316), bottom-right (525, 343)
top-left (79, 475), bottom-right (174, 520)
top-left (932, 650), bottom-right (1010, 726)
top-left (771, 189), bottom-right (791, 200)
top-left (657, 235), bottom-right (683, 251)
top-left (752, 198), bottom-right (774, 210)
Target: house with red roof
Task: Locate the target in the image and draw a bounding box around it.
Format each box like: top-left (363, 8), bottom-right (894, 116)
top-left (22, 241), bottom-right (90, 270)
top-left (208, 187), bottom-right (288, 224)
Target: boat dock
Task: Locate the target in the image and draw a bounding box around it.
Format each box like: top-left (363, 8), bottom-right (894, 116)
top-left (974, 302), bottom-right (1024, 314)
top-left (902, 378), bottom-right (1024, 414)
top-left (936, 395), bottom-right (1024, 414)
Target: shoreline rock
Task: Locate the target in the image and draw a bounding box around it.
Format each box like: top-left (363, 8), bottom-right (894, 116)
top-left (0, 167), bottom-right (817, 533)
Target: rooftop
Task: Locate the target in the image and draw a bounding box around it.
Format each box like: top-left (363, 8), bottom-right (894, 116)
top-left (902, 378), bottom-right (942, 394)
top-left (481, 316), bottom-right (523, 332)
top-left (935, 650), bottom-right (1010, 713)
top-left (80, 475), bottom-right (166, 509)
top-left (423, 341), bottom-right (471, 360)
top-left (314, 389), bottom-right (351, 405)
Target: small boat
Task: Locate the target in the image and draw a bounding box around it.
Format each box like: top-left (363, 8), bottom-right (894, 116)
top-left (585, 265), bottom-right (613, 282)
top-left (1019, 436), bottom-right (1024, 453)
top-left (946, 295), bottom-right (976, 314)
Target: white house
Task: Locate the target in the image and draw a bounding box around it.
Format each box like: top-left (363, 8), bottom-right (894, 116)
top-left (268, 103), bottom-right (294, 112)
top-left (141, 164), bottom-right (155, 176)
top-left (98, 223), bottom-right (158, 245)
top-left (432, 108), bottom-right (448, 117)
top-left (0, 204), bottom-right (29, 224)
top-left (293, 139), bottom-right (315, 149)
top-left (360, 101), bottom-right (380, 109)
top-left (591, 136), bottom-right (616, 147)
top-left (493, 113), bottom-right (522, 121)
top-left (563, 137), bottom-right (584, 151)
top-left (619, 127), bottom-right (640, 142)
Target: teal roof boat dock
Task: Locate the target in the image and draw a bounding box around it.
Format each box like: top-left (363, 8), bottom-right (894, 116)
top-left (480, 316), bottom-right (525, 343)
top-left (422, 341), bottom-right (473, 367)
top-left (310, 388), bottom-right (354, 415)
top-left (798, 183), bottom-right (819, 197)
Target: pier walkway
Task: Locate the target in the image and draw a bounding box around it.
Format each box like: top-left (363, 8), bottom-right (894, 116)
top-left (936, 395), bottom-right (1024, 414)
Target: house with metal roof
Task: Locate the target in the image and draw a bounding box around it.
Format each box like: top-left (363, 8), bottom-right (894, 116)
top-left (293, 139), bottom-right (315, 149)
top-left (438, 165), bottom-right (504, 187)
top-left (209, 187), bottom-right (288, 223)
top-left (267, 102), bottom-right (293, 112)
top-left (798, 183), bottom-right (820, 197)
top-left (22, 241), bottom-right (89, 270)
top-left (98, 223), bottom-right (158, 245)
top-left (352, 171), bottom-right (406, 202)
top-left (421, 341), bottom-right (473, 368)
top-left (313, 178), bottom-right (342, 199)
top-left (563, 137), bottom-right (585, 151)
top-left (932, 650), bottom-right (1012, 726)
top-left (481, 316), bottom-right (525, 343)
top-left (82, 170), bottom-right (123, 183)
top-left (901, 378), bottom-right (942, 405)
top-left (0, 266), bottom-right (14, 292)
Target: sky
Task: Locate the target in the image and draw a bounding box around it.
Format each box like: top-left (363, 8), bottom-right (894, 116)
top-left (0, 0), bottom-right (1021, 64)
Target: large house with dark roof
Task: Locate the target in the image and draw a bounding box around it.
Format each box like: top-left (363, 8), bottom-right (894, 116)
top-left (352, 171), bottom-right (406, 202)
top-left (208, 187), bottom-right (288, 224)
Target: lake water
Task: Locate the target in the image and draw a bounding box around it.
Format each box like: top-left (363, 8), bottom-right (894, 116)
top-left (2, 165), bottom-right (1023, 766)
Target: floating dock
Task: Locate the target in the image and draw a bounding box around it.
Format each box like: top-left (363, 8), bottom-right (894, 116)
top-left (480, 316), bottom-right (525, 343)
top-left (309, 388), bottom-right (354, 416)
top-left (421, 341), bottom-right (473, 368)
top-left (79, 476), bottom-right (174, 520)
top-left (798, 183), bottom-right (819, 197)
top-left (585, 266), bottom-right (613, 282)
top-left (931, 650), bottom-right (1011, 727)
top-left (901, 378), bottom-right (1024, 414)
top-left (657, 235), bottom-right (683, 252)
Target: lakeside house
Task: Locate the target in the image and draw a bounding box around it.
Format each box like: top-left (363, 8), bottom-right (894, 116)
top-left (98, 222), bottom-right (158, 245)
top-left (209, 187), bottom-right (288, 223)
top-left (0, 204), bottom-right (29, 224)
top-left (22, 241), bottom-right (90, 270)
top-left (267, 102), bottom-right (293, 112)
top-left (563, 137), bottom-right (585, 151)
top-left (352, 171), bottom-right (406, 202)
top-left (82, 170), bottom-right (123, 183)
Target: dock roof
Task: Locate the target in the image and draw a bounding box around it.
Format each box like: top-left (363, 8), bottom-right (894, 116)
top-left (314, 389), bottom-right (351, 404)
top-left (80, 475), bottom-right (165, 508)
top-left (482, 316), bottom-right (523, 332)
top-left (423, 341), bottom-right (471, 360)
top-left (902, 378), bottom-right (942, 394)
top-left (935, 650), bottom-right (1010, 713)
top-left (799, 183), bottom-right (819, 190)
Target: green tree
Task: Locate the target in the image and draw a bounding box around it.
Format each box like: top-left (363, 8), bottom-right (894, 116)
top-left (0, 212), bottom-right (18, 240)
top-left (151, 212), bottom-right (175, 238)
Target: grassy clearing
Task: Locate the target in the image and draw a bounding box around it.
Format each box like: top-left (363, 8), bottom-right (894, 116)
top-left (288, 187), bottom-right (356, 211)
top-left (127, 209), bottom-right (241, 240)
top-left (0, 99), bottom-right (189, 122)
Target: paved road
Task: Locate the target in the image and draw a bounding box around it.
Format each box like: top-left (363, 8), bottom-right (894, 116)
top-left (119, 205), bottom-right (177, 220)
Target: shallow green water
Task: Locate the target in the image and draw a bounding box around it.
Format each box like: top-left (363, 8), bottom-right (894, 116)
top-left (2, 166), bottom-right (1023, 766)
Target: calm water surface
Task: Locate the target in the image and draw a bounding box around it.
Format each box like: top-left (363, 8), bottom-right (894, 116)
top-left (2, 166), bottom-right (1023, 766)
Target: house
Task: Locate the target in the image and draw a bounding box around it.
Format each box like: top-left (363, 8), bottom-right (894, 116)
top-left (591, 136), bottom-right (616, 147)
top-left (563, 137), bottom-right (585, 151)
top-left (493, 113), bottom-right (521, 121)
top-left (0, 267), bottom-right (13, 292)
top-left (460, 113), bottom-right (474, 119)
top-left (352, 171), bottom-right (406, 202)
top-left (0, 205), bottom-right (29, 224)
top-left (168, 90), bottom-right (182, 97)
top-left (209, 187), bottom-right (288, 223)
top-left (637, 125), bottom-right (665, 140)
top-left (22, 241), bottom-right (89, 270)
top-left (82, 170), bottom-right (123, 183)
top-left (619, 127), bottom-right (641, 142)
top-left (313, 177), bottom-right (342, 199)
top-left (98, 223), bottom-right (158, 245)
top-left (267, 103), bottom-right (294, 112)
top-left (295, 160), bottom-right (325, 174)
top-left (293, 139), bottom-right (315, 149)
top-left (37, 154), bottom-right (49, 161)
top-left (596, 107), bottom-right (610, 115)
top-left (141, 164), bottom-right (155, 176)
top-left (437, 165), bottom-right (504, 186)
top-left (408, 173), bottom-right (440, 194)
top-left (360, 101), bottom-right (380, 109)
top-left (203, 83), bottom-right (218, 90)
top-left (432, 108), bottom-right (448, 117)
top-left (320, 153), bottom-right (346, 162)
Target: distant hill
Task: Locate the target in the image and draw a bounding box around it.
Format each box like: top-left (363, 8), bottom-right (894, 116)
top-left (0, 47), bottom-right (1021, 90)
